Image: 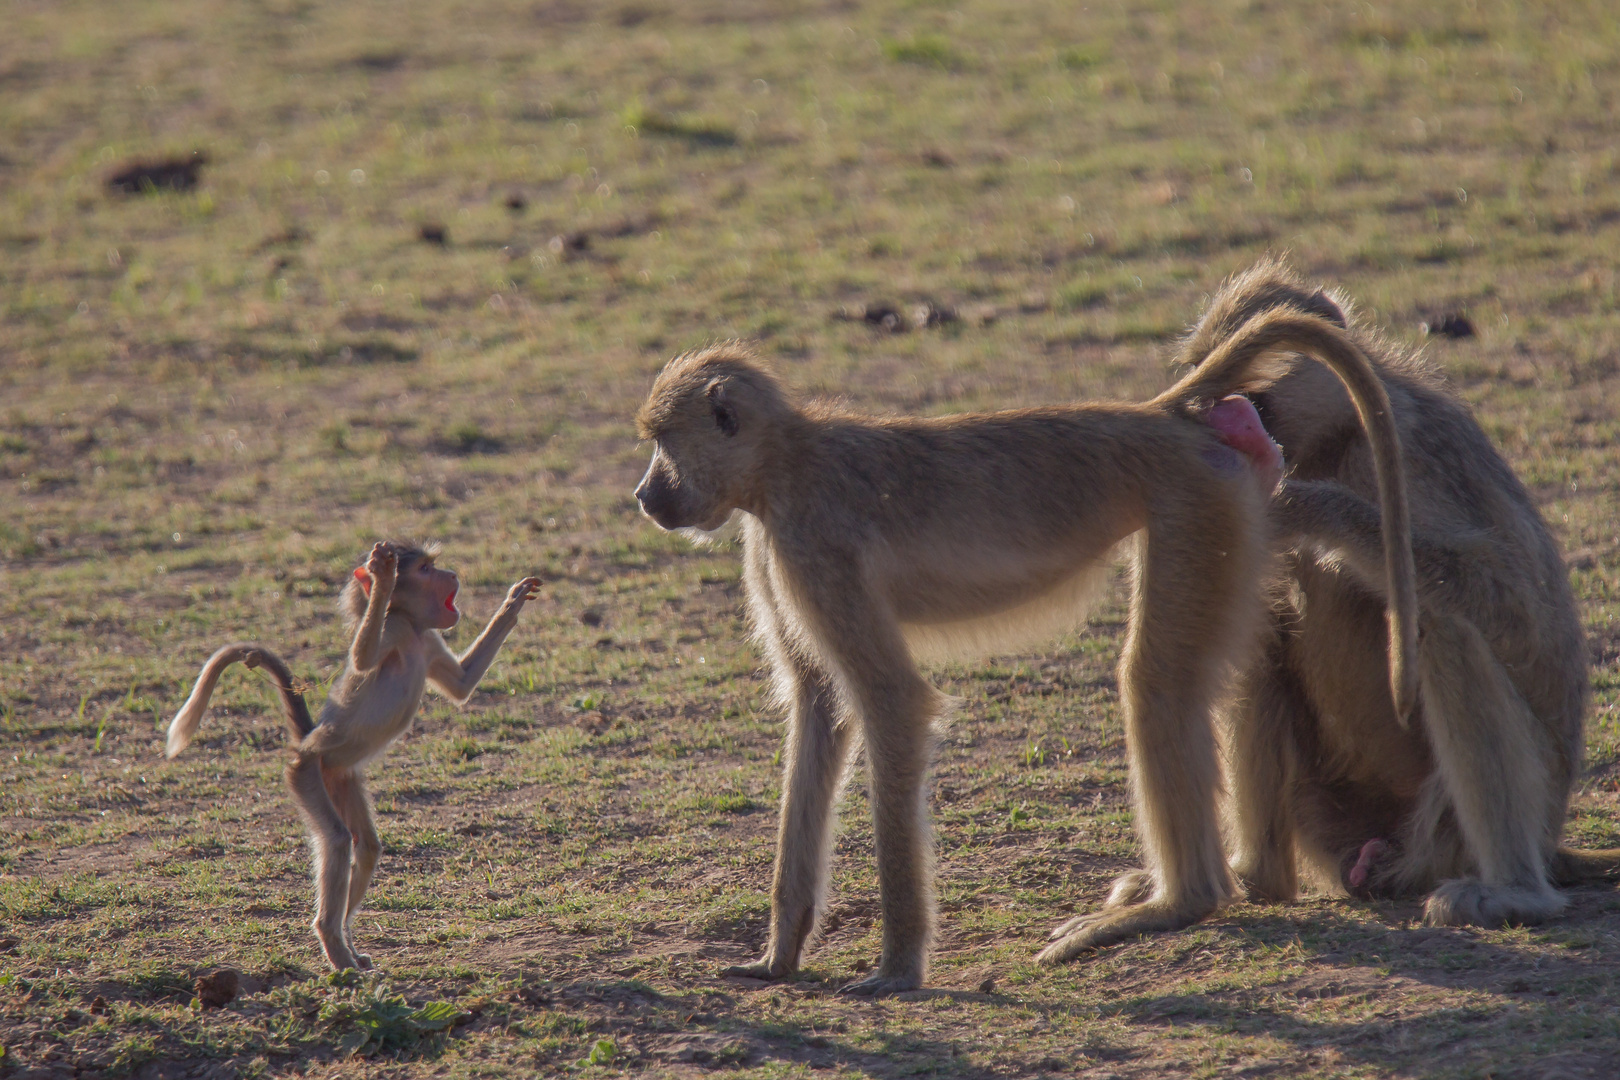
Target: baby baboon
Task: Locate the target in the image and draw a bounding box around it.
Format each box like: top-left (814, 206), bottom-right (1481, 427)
top-left (168, 541), bottom-right (541, 969)
top-left (633, 319), bottom-right (1415, 991)
top-left (1179, 259), bottom-right (1619, 926)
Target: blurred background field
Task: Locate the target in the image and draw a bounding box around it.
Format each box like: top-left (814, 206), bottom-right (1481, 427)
top-left (4, 0), bottom-right (1620, 1076)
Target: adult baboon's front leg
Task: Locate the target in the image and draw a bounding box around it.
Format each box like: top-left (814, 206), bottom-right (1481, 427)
top-left (1225, 635), bottom-right (1308, 903)
top-left (828, 627), bottom-right (944, 996)
top-left (724, 652), bottom-right (851, 980)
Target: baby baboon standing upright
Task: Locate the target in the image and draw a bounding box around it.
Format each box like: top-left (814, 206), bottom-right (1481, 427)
top-left (1179, 260), bottom-right (1619, 925)
top-left (168, 541), bottom-right (541, 969)
top-left (633, 316), bottom-right (1415, 991)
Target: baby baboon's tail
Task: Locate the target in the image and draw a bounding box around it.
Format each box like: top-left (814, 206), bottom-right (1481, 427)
top-left (165, 644), bottom-right (314, 758)
top-left (1549, 845), bottom-right (1620, 885)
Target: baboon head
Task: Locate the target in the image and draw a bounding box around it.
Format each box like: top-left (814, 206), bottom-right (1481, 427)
top-left (634, 344), bottom-right (790, 532)
top-left (342, 541), bottom-right (460, 632)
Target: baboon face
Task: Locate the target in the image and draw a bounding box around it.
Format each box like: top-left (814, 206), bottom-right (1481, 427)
top-left (636, 375), bottom-right (756, 532)
top-left (392, 553), bottom-right (462, 632)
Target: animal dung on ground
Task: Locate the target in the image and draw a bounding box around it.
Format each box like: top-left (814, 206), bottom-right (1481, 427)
top-left (107, 151), bottom-right (208, 195)
top-left (194, 968), bottom-right (240, 1008)
top-left (1421, 312), bottom-right (1475, 339)
top-left (419, 223), bottom-right (448, 246)
top-left (505, 192), bottom-right (527, 213)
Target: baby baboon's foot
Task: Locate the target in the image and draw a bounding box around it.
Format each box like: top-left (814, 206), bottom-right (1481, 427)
top-left (837, 970), bottom-right (922, 997)
top-left (316, 932), bottom-right (360, 971)
top-left (1423, 878), bottom-right (1565, 928)
top-left (1104, 869), bottom-right (1155, 909)
top-left (1344, 839), bottom-right (1390, 896)
top-left (1037, 900), bottom-right (1207, 965)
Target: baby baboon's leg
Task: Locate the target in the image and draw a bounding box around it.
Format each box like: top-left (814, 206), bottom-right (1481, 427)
top-left (1225, 635), bottom-right (1309, 903)
top-left (1415, 612), bottom-right (1565, 926)
top-left (727, 648), bottom-right (852, 979)
top-left (326, 766), bottom-right (381, 969)
top-left (286, 755), bottom-right (359, 970)
top-left (1042, 511), bottom-right (1257, 963)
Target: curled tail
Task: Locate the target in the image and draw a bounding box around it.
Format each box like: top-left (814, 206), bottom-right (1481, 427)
top-left (166, 643), bottom-right (314, 758)
top-left (1549, 846), bottom-right (1620, 885)
top-left (1152, 309), bottom-right (1419, 724)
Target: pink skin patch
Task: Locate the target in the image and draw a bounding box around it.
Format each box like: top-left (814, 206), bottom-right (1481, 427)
top-left (1347, 838), bottom-right (1390, 889)
top-left (1206, 394), bottom-right (1283, 491)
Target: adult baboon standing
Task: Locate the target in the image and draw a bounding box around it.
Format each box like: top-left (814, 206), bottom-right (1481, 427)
top-left (633, 314), bottom-right (1415, 991)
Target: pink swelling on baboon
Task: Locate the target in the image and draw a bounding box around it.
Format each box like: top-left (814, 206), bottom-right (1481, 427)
top-left (1207, 395), bottom-right (1283, 491)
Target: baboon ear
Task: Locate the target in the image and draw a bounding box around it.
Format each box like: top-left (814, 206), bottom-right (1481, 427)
top-left (706, 379), bottom-right (740, 437)
top-left (353, 567), bottom-right (373, 594)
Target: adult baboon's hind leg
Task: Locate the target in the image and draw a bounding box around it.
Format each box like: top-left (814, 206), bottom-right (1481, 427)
top-left (1414, 612), bottom-right (1565, 926)
top-left (1040, 514), bottom-right (1257, 964)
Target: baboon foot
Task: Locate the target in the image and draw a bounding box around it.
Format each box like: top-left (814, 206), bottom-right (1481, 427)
top-left (722, 957), bottom-right (793, 981)
top-left (837, 970), bottom-right (922, 997)
top-left (1037, 900), bottom-right (1209, 965)
top-left (1104, 869), bottom-right (1155, 908)
top-left (316, 928), bottom-right (359, 971)
top-left (1232, 862), bottom-right (1296, 904)
top-left (1422, 878), bottom-right (1566, 928)
top-left (352, 951), bottom-right (374, 971)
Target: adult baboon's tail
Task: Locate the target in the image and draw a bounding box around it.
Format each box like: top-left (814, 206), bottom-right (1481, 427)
top-left (165, 644), bottom-right (314, 758)
top-left (1152, 309), bottom-right (1419, 725)
top-left (1549, 846), bottom-right (1620, 885)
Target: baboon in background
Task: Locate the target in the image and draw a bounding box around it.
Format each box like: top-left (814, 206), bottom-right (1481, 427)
top-left (1179, 259), bottom-right (1620, 926)
top-left (168, 541), bottom-right (542, 969)
top-left (633, 313), bottom-right (1416, 992)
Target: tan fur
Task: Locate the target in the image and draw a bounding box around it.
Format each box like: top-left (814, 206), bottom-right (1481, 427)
top-left (166, 541), bottom-right (540, 970)
top-left (1184, 259), bottom-right (1617, 926)
top-left (632, 323), bottom-right (1414, 992)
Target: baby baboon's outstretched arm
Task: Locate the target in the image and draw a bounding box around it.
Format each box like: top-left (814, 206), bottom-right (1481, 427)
top-left (426, 577), bottom-right (542, 702)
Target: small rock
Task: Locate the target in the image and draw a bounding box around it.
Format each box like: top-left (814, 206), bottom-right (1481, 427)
top-left (580, 608), bottom-right (604, 627)
top-left (504, 192), bottom-right (527, 213)
top-left (193, 968), bottom-right (240, 1009)
top-left (852, 957), bottom-right (871, 973)
top-left (418, 223), bottom-right (448, 246)
top-left (977, 975), bottom-right (996, 994)
top-left (0, 936), bottom-right (18, 954)
top-left (90, 995), bottom-right (110, 1014)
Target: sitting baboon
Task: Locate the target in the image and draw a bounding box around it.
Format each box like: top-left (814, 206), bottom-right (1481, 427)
top-left (1177, 259), bottom-right (1620, 927)
top-left (168, 541), bottom-right (541, 969)
top-left (633, 315), bottom-right (1416, 991)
